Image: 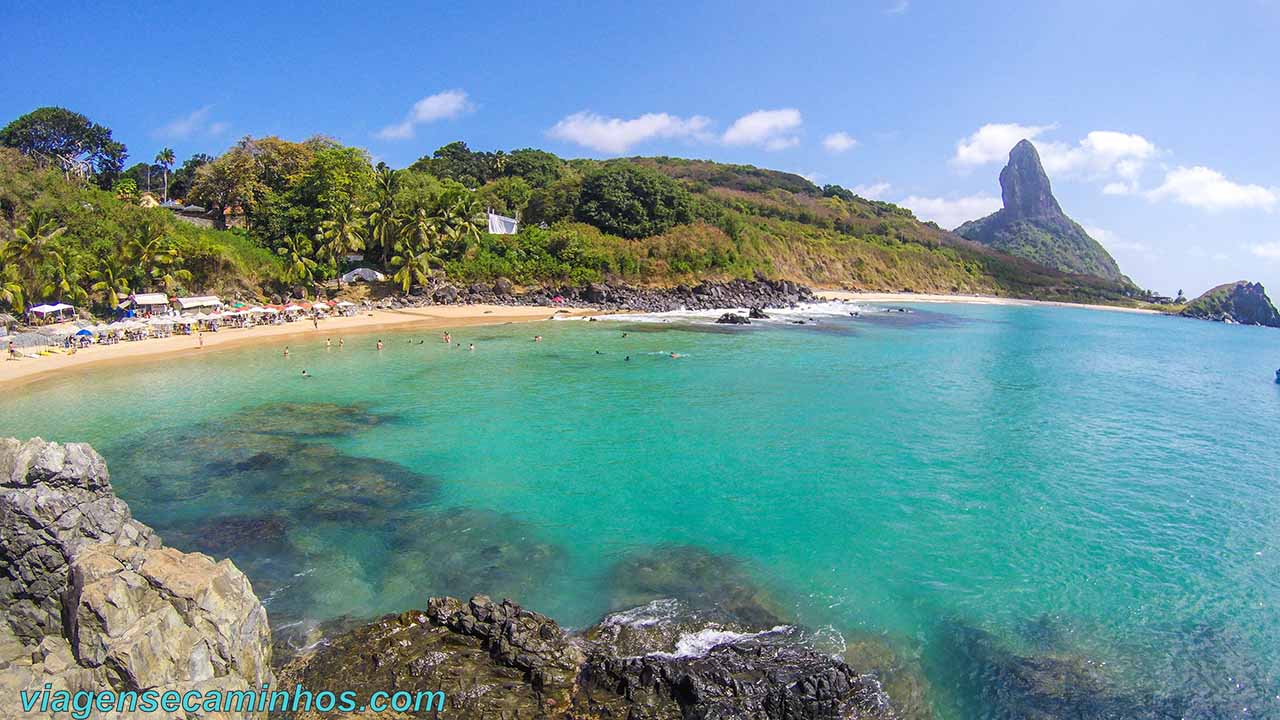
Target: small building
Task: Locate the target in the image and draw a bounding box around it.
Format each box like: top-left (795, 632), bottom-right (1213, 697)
top-left (340, 268), bottom-right (387, 284)
top-left (487, 211), bottom-right (519, 235)
top-left (173, 295), bottom-right (223, 313)
top-left (123, 292), bottom-right (171, 317)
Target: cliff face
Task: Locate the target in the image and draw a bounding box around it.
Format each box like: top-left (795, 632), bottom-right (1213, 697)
top-left (955, 140), bottom-right (1127, 283)
top-left (0, 438), bottom-right (274, 719)
top-left (1180, 281), bottom-right (1280, 327)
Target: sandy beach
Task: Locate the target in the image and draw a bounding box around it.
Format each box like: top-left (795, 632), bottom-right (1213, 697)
top-left (0, 305), bottom-right (595, 390)
top-left (818, 290), bottom-right (1164, 315)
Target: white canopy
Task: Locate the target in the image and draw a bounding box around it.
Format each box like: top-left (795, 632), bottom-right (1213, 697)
top-left (487, 211), bottom-right (519, 235)
top-left (336, 301), bottom-right (356, 308)
top-left (283, 304), bottom-right (305, 313)
top-left (28, 303), bottom-right (74, 314)
top-left (131, 293), bottom-right (169, 306)
top-left (147, 317), bottom-right (173, 326)
top-left (340, 268), bottom-right (387, 283)
top-left (174, 296), bottom-right (223, 310)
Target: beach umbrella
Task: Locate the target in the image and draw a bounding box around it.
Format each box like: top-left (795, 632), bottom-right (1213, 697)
top-left (74, 328), bottom-right (94, 336)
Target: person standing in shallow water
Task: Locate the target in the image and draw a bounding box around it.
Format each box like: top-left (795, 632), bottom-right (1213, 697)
top-left (377, 339), bottom-right (384, 351)
top-left (283, 346), bottom-right (289, 357)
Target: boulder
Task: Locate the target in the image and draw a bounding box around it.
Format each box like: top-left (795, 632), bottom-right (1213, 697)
top-left (0, 438), bottom-right (159, 642)
top-left (493, 276), bottom-right (514, 296)
top-left (583, 282), bottom-right (609, 304)
top-left (716, 312), bottom-right (751, 325)
top-left (432, 285), bottom-right (459, 304)
top-left (66, 544), bottom-right (273, 693)
top-left (749, 307), bottom-right (770, 319)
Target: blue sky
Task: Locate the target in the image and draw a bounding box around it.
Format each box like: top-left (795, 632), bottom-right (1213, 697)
top-left (3, 0), bottom-right (1278, 296)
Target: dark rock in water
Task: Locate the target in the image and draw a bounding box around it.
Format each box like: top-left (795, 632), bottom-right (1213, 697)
top-left (163, 513), bottom-right (291, 558)
top-left (580, 623), bottom-right (896, 720)
top-left (936, 620), bottom-right (1192, 720)
top-left (716, 311), bottom-right (751, 324)
top-left (605, 544), bottom-right (788, 628)
top-left (955, 139), bottom-right (1127, 283)
top-left (234, 401), bottom-right (389, 438)
top-left (1180, 280), bottom-right (1280, 327)
top-left (749, 307), bottom-right (770, 319)
top-left (382, 506), bottom-right (567, 607)
top-left (279, 595), bottom-right (897, 720)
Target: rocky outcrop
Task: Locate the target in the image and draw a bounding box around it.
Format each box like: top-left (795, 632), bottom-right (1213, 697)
top-left (0, 438), bottom-right (159, 643)
top-left (1180, 281), bottom-right (1280, 327)
top-left (715, 312), bottom-right (750, 324)
top-left (370, 277), bottom-right (816, 314)
top-left (955, 140), bottom-right (1127, 283)
top-left (279, 594), bottom-right (897, 720)
top-left (0, 438), bottom-right (274, 719)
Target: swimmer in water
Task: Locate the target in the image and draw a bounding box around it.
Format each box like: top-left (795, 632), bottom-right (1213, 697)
top-left (443, 332), bottom-right (451, 343)
top-left (338, 338), bottom-right (344, 348)
top-left (301, 369), bottom-right (311, 378)
top-left (670, 352), bottom-right (680, 359)
top-left (325, 338), bottom-right (332, 348)
top-left (376, 340), bottom-right (384, 351)
top-left (283, 346), bottom-right (290, 357)
top-left (622, 332), bottom-right (628, 338)
top-left (468, 343), bottom-right (475, 351)
top-left (595, 350), bottom-right (603, 355)
top-left (624, 355), bottom-right (631, 362)
top-left (534, 335), bottom-right (542, 342)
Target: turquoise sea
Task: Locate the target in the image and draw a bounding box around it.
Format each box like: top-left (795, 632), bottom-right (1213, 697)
top-left (3, 301), bottom-right (1279, 718)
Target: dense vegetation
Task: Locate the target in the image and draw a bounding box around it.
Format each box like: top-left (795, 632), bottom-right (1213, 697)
top-left (1, 106), bottom-right (1164, 318)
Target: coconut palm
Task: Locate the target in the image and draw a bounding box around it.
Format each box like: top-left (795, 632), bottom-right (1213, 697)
top-left (156, 148), bottom-right (176, 201)
top-left (7, 212), bottom-right (67, 297)
top-left (0, 260), bottom-right (25, 312)
top-left (389, 242), bottom-right (439, 294)
top-left (364, 166), bottom-right (399, 267)
top-left (40, 251), bottom-right (88, 306)
top-left (277, 234), bottom-right (319, 293)
top-left (320, 202), bottom-right (365, 261)
top-left (89, 258), bottom-right (132, 308)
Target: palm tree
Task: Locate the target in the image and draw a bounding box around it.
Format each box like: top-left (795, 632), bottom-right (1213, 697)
top-left (0, 258), bottom-right (25, 312)
top-left (89, 258), bottom-right (131, 308)
top-left (126, 221), bottom-right (190, 293)
top-left (277, 235), bottom-right (319, 294)
top-left (40, 251), bottom-right (88, 306)
top-left (364, 166), bottom-right (399, 267)
top-left (156, 148), bottom-right (176, 201)
top-left (389, 242), bottom-right (439, 294)
top-left (436, 190), bottom-right (485, 260)
top-left (320, 202), bottom-right (365, 262)
top-left (7, 212), bottom-right (67, 297)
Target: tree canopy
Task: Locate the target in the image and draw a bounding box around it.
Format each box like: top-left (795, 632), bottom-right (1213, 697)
top-left (0, 107), bottom-right (126, 187)
top-left (575, 164), bottom-right (693, 239)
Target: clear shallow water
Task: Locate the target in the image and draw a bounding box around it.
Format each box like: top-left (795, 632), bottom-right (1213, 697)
top-left (3, 302), bottom-right (1280, 718)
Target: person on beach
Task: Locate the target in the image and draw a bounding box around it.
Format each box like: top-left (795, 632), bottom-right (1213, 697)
top-left (312, 317), bottom-right (319, 330)
top-left (7, 340), bottom-right (16, 360)
top-left (198, 332), bottom-right (204, 349)
top-left (377, 339), bottom-right (384, 351)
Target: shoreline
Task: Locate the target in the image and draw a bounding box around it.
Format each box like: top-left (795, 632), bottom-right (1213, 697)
top-left (818, 289), bottom-right (1164, 315)
top-left (0, 290), bottom-right (1166, 390)
top-left (0, 305), bottom-right (595, 391)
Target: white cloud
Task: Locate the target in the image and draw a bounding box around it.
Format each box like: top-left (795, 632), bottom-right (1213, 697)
top-left (1249, 242), bottom-right (1280, 259)
top-left (900, 194), bottom-right (1001, 230)
top-left (1146, 166), bottom-right (1277, 212)
top-left (951, 123), bottom-right (1055, 168)
top-left (154, 107), bottom-right (228, 140)
top-left (952, 125), bottom-right (1158, 192)
top-left (1085, 225), bottom-right (1149, 253)
top-left (850, 182), bottom-right (892, 200)
top-left (822, 132), bottom-right (858, 153)
top-left (722, 109), bottom-right (802, 150)
top-left (376, 90), bottom-right (473, 140)
top-left (886, 0), bottom-right (909, 14)
top-left (548, 111), bottom-right (712, 154)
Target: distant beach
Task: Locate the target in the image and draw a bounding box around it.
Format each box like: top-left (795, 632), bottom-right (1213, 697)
top-left (818, 289), bottom-right (1164, 315)
top-left (0, 304), bottom-right (595, 389)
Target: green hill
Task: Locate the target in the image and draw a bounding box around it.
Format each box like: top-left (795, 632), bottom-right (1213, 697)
top-left (0, 107), bottom-right (1166, 317)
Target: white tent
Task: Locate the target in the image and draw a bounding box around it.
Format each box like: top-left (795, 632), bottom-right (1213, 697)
top-left (174, 295), bottom-right (223, 311)
top-left (340, 268), bottom-right (386, 283)
top-left (335, 301), bottom-right (356, 308)
top-left (487, 211), bottom-right (519, 235)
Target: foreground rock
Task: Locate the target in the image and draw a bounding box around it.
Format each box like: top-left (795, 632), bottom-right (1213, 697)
top-left (1, 438), bottom-right (274, 719)
top-left (279, 595), bottom-right (897, 719)
top-left (1179, 280), bottom-right (1280, 327)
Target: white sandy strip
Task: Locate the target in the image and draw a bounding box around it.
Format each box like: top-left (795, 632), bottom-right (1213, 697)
top-left (0, 305), bottom-right (594, 390)
top-left (816, 290), bottom-right (1162, 315)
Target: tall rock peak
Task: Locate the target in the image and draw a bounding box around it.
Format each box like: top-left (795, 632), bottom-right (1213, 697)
top-left (999, 139), bottom-right (1063, 219)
